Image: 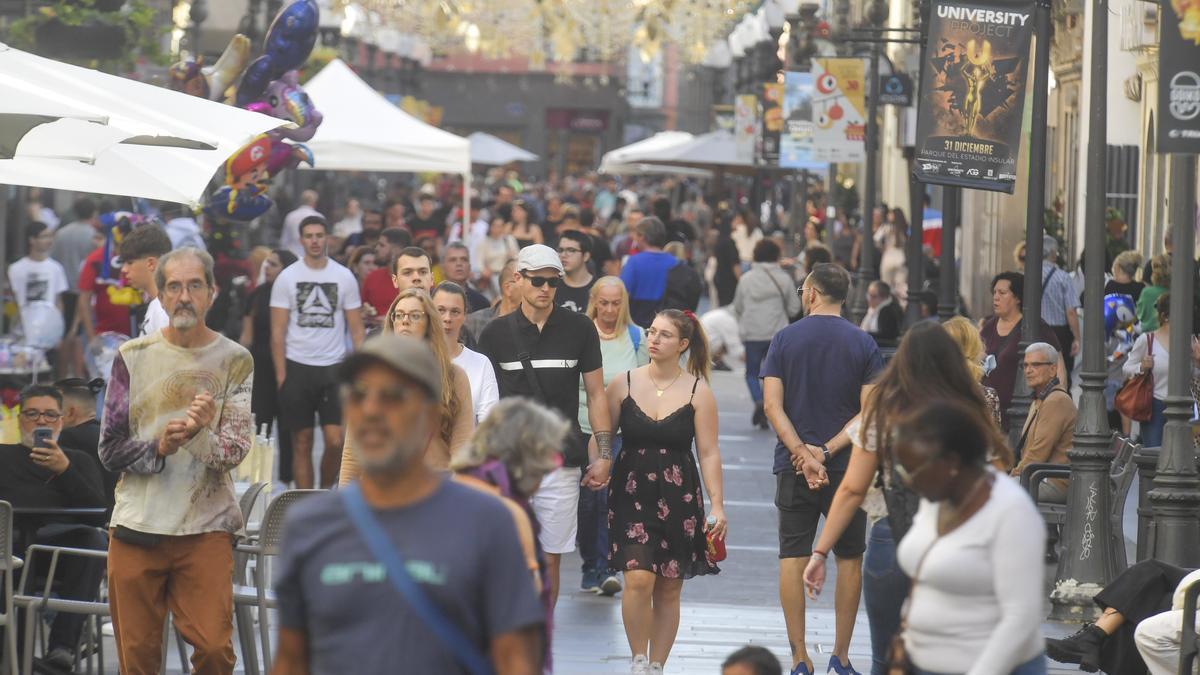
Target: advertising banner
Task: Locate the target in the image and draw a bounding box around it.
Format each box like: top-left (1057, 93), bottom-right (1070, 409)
top-left (1158, 0), bottom-right (1200, 153)
top-left (760, 82), bottom-right (785, 164)
top-left (781, 72), bottom-right (817, 168)
top-left (810, 58), bottom-right (866, 163)
top-left (912, 0), bottom-right (1036, 193)
top-left (734, 94), bottom-right (758, 163)
top-left (878, 73), bottom-right (914, 106)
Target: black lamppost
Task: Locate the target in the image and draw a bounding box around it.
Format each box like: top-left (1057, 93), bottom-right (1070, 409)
top-left (937, 188), bottom-right (959, 321)
top-left (1149, 155), bottom-right (1200, 565)
top-left (1050, 0), bottom-right (1119, 620)
top-left (1006, 0), bottom-right (1053, 448)
top-left (786, 3), bottom-right (821, 254)
top-left (904, 0), bottom-right (929, 328)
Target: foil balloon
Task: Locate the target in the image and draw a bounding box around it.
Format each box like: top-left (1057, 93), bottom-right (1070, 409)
top-left (236, 0), bottom-right (320, 106)
top-left (169, 35), bottom-right (253, 101)
top-left (265, 140), bottom-right (313, 177)
top-left (97, 211), bottom-right (146, 306)
top-left (1103, 293), bottom-right (1137, 339)
top-left (86, 331), bottom-right (130, 381)
top-left (204, 186), bottom-right (273, 222)
top-left (20, 301), bottom-right (66, 350)
top-left (245, 71), bottom-right (323, 142)
top-left (205, 135), bottom-right (274, 222)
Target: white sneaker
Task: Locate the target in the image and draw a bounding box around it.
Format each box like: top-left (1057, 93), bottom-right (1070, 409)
top-left (649, 663), bottom-right (664, 674)
top-left (631, 654), bottom-right (649, 674)
top-left (101, 621), bottom-right (115, 637)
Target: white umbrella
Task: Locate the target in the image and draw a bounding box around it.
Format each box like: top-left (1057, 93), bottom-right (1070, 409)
top-left (0, 42), bottom-right (286, 204)
top-left (468, 132), bottom-right (538, 165)
top-left (598, 131), bottom-right (694, 174)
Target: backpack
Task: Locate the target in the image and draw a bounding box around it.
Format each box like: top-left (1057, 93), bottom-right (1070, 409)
top-left (660, 261), bottom-right (702, 312)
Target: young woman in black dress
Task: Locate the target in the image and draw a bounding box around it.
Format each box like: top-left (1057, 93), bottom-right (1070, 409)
top-left (600, 308), bottom-right (727, 673)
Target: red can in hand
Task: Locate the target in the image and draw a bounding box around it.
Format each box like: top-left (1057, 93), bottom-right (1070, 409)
top-left (706, 516), bottom-right (727, 562)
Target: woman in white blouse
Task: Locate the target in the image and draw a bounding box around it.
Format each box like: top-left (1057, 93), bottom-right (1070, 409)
top-left (1122, 292), bottom-right (1172, 447)
top-left (433, 281), bottom-right (499, 423)
top-left (892, 399), bottom-right (1046, 675)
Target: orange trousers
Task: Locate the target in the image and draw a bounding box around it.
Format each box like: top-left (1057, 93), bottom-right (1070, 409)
top-left (108, 531), bottom-right (236, 675)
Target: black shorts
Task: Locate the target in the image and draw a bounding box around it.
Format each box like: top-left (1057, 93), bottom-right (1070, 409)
top-left (62, 291), bottom-right (79, 335)
top-left (279, 360), bottom-right (342, 430)
top-left (775, 469), bottom-right (866, 559)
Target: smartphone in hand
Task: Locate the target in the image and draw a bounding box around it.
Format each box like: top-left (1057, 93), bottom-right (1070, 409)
top-left (33, 427), bottom-right (53, 448)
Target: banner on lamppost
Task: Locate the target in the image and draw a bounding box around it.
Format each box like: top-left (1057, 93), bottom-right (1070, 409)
top-left (760, 82), bottom-right (785, 164)
top-left (1158, 0), bottom-right (1200, 153)
top-left (734, 94), bottom-right (758, 163)
top-left (810, 57), bottom-right (866, 163)
top-left (912, 0), bottom-right (1036, 193)
top-left (781, 72), bottom-right (817, 168)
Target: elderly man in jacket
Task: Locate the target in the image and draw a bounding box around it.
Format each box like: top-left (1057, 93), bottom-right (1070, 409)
top-left (733, 239), bottom-right (802, 429)
top-left (1012, 342), bottom-right (1076, 503)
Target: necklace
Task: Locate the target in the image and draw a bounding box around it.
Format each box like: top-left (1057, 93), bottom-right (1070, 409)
top-left (648, 368), bottom-right (683, 398)
top-left (595, 322), bottom-right (618, 340)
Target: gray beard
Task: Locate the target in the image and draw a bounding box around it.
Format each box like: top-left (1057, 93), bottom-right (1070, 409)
top-left (171, 313), bottom-right (198, 329)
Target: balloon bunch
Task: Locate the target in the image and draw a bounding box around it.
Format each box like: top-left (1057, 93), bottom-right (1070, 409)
top-left (168, 0), bottom-right (323, 224)
top-left (1103, 292), bottom-right (1139, 361)
top-left (97, 211), bottom-right (150, 306)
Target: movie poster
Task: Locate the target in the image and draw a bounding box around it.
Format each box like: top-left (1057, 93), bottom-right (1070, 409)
top-left (913, 0), bottom-right (1036, 193)
top-left (1158, 0), bottom-right (1200, 153)
top-left (734, 94), bottom-right (758, 163)
top-left (781, 72), bottom-right (817, 168)
top-left (810, 58), bottom-right (866, 162)
top-left (760, 82), bottom-right (785, 164)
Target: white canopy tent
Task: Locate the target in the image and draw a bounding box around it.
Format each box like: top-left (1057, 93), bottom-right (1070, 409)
top-left (468, 131), bottom-right (537, 165)
top-left (303, 59), bottom-right (470, 175)
top-left (598, 131), bottom-right (696, 175)
top-left (0, 41), bottom-right (286, 204)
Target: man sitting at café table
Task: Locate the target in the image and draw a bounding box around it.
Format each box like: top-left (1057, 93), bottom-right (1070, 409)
top-left (0, 384), bottom-right (107, 671)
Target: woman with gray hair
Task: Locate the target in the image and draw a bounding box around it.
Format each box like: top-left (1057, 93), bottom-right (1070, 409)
top-left (452, 397), bottom-right (568, 667)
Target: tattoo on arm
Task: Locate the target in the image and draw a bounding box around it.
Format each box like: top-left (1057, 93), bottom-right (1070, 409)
top-left (594, 431), bottom-right (612, 461)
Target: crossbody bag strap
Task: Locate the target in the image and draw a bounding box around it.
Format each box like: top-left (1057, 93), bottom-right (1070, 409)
top-left (763, 268), bottom-right (792, 315)
top-left (339, 484), bottom-right (495, 675)
top-left (507, 315), bottom-right (549, 401)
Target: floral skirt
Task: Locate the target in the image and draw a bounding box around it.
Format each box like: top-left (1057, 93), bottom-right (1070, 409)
top-left (607, 445), bottom-right (720, 579)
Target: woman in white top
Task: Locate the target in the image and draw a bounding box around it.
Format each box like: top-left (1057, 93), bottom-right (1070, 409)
top-left (577, 277), bottom-right (650, 594)
top-left (1122, 292), bottom-right (1171, 447)
top-left (433, 281), bottom-right (498, 423)
top-left (892, 399), bottom-right (1046, 675)
top-left (730, 207), bottom-right (763, 265)
top-left (474, 204), bottom-right (520, 295)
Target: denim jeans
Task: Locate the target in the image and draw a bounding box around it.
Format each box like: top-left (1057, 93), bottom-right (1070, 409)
top-left (863, 520), bottom-right (909, 675)
top-left (1141, 398), bottom-right (1167, 447)
top-left (578, 465), bottom-right (609, 575)
top-left (743, 340), bottom-right (771, 404)
top-left (911, 653), bottom-right (1046, 675)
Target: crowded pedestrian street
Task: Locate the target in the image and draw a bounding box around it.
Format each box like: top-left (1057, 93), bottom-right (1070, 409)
top-left (2, 0), bottom-right (1200, 673)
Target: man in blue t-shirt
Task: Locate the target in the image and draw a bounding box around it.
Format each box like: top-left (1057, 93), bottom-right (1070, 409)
top-left (761, 263), bottom-right (883, 675)
top-left (619, 217), bottom-right (678, 328)
top-left (273, 335), bottom-right (545, 674)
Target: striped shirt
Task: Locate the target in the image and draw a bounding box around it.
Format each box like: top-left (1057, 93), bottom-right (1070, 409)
top-left (1040, 261), bottom-right (1080, 326)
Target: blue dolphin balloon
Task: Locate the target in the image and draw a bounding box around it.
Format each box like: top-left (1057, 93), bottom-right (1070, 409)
top-left (235, 0), bottom-right (319, 106)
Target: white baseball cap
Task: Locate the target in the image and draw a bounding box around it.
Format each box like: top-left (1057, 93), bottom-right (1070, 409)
top-left (517, 244), bottom-right (564, 275)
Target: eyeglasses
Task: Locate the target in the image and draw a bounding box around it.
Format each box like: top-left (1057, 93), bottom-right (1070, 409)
top-left (1022, 361), bottom-right (1054, 369)
top-left (392, 310), bottom-right (427, 324)
top-left (344, 383), bottom-right (415, 406)
top-left (894, 456), bottom-right (939, 484)
top-left (163, 280), bottom-right (209, 297)
top-left (558, 247), bottom-right (582, 255)
top-left (21, 409), bottom-right (62, 422)
top-left (522, 274), bottom-right (562, 288)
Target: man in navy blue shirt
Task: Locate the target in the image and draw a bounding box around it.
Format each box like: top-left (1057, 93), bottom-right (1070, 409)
top-left (619, 217), bottom-right (677, 328)
top-left (762, 263), bottom-right (883, 675)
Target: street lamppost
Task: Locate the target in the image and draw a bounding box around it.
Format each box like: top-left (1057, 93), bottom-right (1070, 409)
top-left (847, 0), bottom-right (888, 325)
top-left (904, 0), bottom-right (929, 328)
top-left (1006, 0), bottom-right (1053, 448)
top-left (1149, 156), bottom-right (1199, 565)
top-left (1051, 0), bottom-right (1119, 621)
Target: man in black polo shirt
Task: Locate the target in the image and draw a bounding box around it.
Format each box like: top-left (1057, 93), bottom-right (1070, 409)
top-left (477, 244), bottom-right (613, 611)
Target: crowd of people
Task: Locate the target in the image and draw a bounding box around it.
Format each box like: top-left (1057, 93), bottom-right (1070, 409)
top-left (1, 174), bottom-right (1197, 675)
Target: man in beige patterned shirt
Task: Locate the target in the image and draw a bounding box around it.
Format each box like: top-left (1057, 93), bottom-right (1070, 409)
top-left (99, 247), bottom-right (253, 675)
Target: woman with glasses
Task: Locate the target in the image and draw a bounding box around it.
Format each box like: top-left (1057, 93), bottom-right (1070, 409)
top-left (338, 288), bottom-right (474, 481)
top-left (240, 248), bottom-right (298, 484)
top-left (892, 399), bottom-right (1046, 675)
top-left (601, 309), bottom-right (726, 674)
top-left (577, 277), bottom-right (649, 596)
top-left (432, 281), bottom-right (498, 423)
top-left (802, 322), bottom-right (1012, 675)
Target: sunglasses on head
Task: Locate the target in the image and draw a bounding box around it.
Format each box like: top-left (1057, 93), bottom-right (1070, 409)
top-left (522, 273), bottom-right (562, 288)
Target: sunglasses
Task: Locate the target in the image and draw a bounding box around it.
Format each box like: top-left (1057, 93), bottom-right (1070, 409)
top-left (894, 454), bottom-right (941, 484)
top-left (522, 274), bottom-right (562, 288)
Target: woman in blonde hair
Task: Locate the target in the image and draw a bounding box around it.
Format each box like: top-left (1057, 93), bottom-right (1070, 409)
top-left (942, 315), bottom-right (1003, 429)
top-left (578, 277), bottom-right (650, 595)
top-left (339, 288), bottom-right (473, 482)
top-left (602, 308), bottom-right (726, 672)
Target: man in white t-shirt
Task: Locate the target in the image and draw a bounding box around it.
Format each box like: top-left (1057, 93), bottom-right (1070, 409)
top-left (270, 215), bottom-right (365, 489)
top-left (118, 225), bottom-right (173, 337)
top-left (280, 189), bottom-right (322, 259)
top-left (8, 222), bottom-right (70, 345)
